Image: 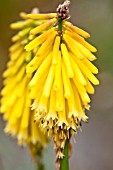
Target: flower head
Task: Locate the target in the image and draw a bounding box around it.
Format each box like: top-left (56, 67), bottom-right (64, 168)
top-left (0, 9), bottom-right (48, 148)
top-left (24, 5), bottom-right (99, 157)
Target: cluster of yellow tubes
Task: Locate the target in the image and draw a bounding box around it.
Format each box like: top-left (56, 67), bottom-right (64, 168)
top-left (0, 10), bottom-right (99, 157)
top-left (0, 12), bottom-right (48, 148)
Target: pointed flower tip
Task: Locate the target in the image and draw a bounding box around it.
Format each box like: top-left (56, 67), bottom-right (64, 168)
top-left (24, 45), bottom-right (29, 51)
top-left (10, 23), bottom-right (13, 29)
top-left (96, 80), bottom-right (100, 85)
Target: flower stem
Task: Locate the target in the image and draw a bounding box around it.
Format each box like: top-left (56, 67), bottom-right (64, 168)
top-left (60, 140), bottom-right (69, 170)
top-left (36, 163), bottom-right (44, 170)
top-left (58, 18), bottom-right (63, 32)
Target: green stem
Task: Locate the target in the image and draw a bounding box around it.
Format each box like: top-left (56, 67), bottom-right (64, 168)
top-left (36, 149), bottom-right (45, 170)
top-left (60, 140), bottom-right (69, 170)
top-left (36, 163), bottom-right (44, 170)
top-left (58, 18), bottom-right (63, 32)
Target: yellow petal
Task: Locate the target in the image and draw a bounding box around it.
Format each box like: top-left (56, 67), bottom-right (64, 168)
top-left (56, 78), bottom-right (64, 112)
top-left (47, 86), bottom-right (57, 120)
top-left (58, 98), bottom-right (68, 126)
top-left (36, 31), bottom-right (57, 56)
top-left (69, 54), bottom-right (86, 85)
top-left (64, 34), bottom-right (96, 61)
top-left (85, 78), bottom-right (95, 94)
top-left (25, 13), bottom-right (57, 19)
top-left (61, 43), bottom-right (74, 78)
top-left (29, 52), bottom-right (52, 86)
top-left (52, 36), bottom-right (61, 64)
top-left (65, 30), bottom-right (97, 52)
top-left (10, 20), bottom-right (33, 29)
top-left (30, 68), bottom-right (48, 99)
top-left (72, 76), bottom-right (90, 103)
top-left (9, 42), bottom-right (21, 52)
top-left (72, 54), bottom-right (99, 85)
top-left (54, 51), bottom-right (62, 91)
top-left (63, 34), bottom-right (84, 59)
top-left (82, 57), bottom-right (98, 74)
top-left (64, 21), bottom-right (90, 38)
top-left (25, 27), bottom-right (55, 51)
top-left (10, 46), bottom-right (23, 61)
top-left (30, 18), bottom-right (57, 35)
top-left (62, 60), bottom-right (71, 98)
top-left (72, 82), bottom-right (88, 121)
top-left (43, 65), bottom-right (55, 98)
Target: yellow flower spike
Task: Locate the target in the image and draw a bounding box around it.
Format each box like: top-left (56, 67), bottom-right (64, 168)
top-left (25, 27), bottom-right (55, 51)
top-left (0, 10), bottom-right (49, 156)
top-left (64, 21), bottom-right (90, 38)
top-left (54, 51), bottom-right (62, 91)
top-left (36, 31), bottom-right (57, 56)
top-left (2, 2), bottom-right (99, 161)
top-left (62, 60), bottom-right (71, 98)
top-left (25, 13), bottom-right (57, 19)
top-left (65, 30), bottom-right (97, 52)
top-left (52, 36), bottom-right (61, 64)
top-left (63, 34), bottom-right (84, 59)
top-left (29, 52), bottom-right (52, 87)
top-left (64, 34), bottom-right (96, 61)
top-left (42, 65), bottom-right (55, 98)
top-left (61, 43), bottom-right (74, 78)
top-left (30, 18), bottom-right (57, 35)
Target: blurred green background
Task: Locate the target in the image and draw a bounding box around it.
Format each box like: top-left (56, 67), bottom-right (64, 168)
top-left (0, 0), bottom-right (113, 170)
